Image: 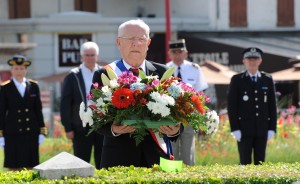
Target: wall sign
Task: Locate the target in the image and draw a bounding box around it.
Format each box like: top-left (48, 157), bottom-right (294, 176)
top-left (58, 34), bottom-right (92, 67)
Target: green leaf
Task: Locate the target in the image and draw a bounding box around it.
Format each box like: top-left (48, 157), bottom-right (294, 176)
top-left (101, 73), bottom-right (110, 86)
top-left (139, 69), bottom-right (147, 79)
top-left (160, 67), bottom-right (175, 81)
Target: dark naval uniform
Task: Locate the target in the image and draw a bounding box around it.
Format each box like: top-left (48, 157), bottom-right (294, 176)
top-left (0, 55), bottom-right (47, 169)
top-left (227, 71), bottom-right (277, 164)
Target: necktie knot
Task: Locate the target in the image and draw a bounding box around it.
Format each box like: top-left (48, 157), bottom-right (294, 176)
top-left (129, 68), bottom-right (140, 77)
top-left (251, 76), bottom-right (256, 82)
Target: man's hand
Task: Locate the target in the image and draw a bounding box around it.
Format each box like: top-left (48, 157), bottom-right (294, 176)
top-left (231, 130), bottom-right (241, 142)
top-left (112, 123), bottom-right (136, 135)
top-left (66, 131), bottom-right (74, 139)
top-left (158, 125), bottom-right (180, 136)
top-left (267, 130), bottom-right (275, 140)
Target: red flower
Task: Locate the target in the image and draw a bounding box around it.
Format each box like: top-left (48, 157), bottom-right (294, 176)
top-left (191, 95), bottom-right (205, 114)
top-left (112, 88), bottom-right (134, 109)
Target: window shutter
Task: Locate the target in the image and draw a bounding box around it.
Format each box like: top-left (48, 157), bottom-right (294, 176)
top-left (74, 0), bottom-right (97, 12)
top-left (8, 0), bottom-right (31, 19)
top-left (230, 0), bottom-right (247, 27)
top-left (277, 0), bottom-right (294, 26)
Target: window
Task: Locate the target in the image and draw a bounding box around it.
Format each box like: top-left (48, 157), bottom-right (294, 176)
top-left (8, 0), bottom-right (31, 19)
top-left (74, 0), bottom-right (97, 12)
top-left (229, 0), bottom-right (247, 27)
top-left (277, 0), bottom-right (294, 26)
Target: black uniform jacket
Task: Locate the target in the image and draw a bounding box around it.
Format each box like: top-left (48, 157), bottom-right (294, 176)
top-left (92, 60), bottom-right (182, 168)
top-left (227, 71), bottom-right (277, 137)
top-left (0, 79), bottom-right (45, 136)
top-left (60, 66), bottom-right (100, 132)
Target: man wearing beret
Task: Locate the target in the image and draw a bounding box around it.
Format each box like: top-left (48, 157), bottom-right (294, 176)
top-left (227, 47), bottom-right (277, 165)
top-left (167, 39), bottom-right (208, 166)
top-left (0, 55), bottom-right (47, 170)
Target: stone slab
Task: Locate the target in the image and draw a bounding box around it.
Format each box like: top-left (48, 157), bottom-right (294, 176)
top-left (34, 151), bottom-right (95, 179)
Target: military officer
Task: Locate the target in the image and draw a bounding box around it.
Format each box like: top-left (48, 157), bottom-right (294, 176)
top-left (167, 39), bottom-right (208, 165)
top-left (227, 47), bottom-right (277, 165)
top-left (0, 55), bottom-right (47, 170)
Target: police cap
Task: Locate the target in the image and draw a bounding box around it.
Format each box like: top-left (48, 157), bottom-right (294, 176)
top-left (242, 47), bottom-right (263, 59)
top-left (169, 39), bottom-right (187, 51)
top-left (7, 55), bottom-right (31, 67)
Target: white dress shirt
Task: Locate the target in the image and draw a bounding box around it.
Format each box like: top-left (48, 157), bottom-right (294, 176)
top-left (13, 77), bottom-right (26, 97)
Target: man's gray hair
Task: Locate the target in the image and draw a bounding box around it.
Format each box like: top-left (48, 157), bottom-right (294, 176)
top-left (80, 42), bottom-right (99, 56)
top-left (118, 19), bottom-right (150, 38)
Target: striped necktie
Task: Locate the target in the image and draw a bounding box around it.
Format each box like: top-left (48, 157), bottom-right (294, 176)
top-left (129, 68), bottom-right (140, 77)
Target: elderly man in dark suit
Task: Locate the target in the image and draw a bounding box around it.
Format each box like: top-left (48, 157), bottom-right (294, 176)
top-left (227, 47), bottom-right (277, 165)
top-left (0, 55), bottom-right (47, 170)
top-left (92, 19), bottom-right (182, 168)
top-left (60, 42), bottom-right (103, 169)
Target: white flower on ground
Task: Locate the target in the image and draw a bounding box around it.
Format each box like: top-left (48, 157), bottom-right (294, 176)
top-left (206, 110), bottom-right (219, 134)
top-left (79, 102), bottom-right (94, 127)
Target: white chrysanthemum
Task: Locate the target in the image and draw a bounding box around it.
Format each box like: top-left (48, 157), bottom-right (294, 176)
top-left (146, 101), bottom-right (170, 117)
top-left (79, 102), bottom-right (94, 127)
top-left (101, 86), bottom-right (112, 101)
top-left (206, 110), bottom-right (219, 134)
top-left (110, 79), bottom-right (120, 89)
top-left (149, 92), bottom-right (175, 106)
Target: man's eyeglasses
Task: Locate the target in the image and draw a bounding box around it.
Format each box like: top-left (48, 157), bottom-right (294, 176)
top-left (118, 36), bottom-right (148, 43)
top-left (84, 54), bottom-right (96, 57)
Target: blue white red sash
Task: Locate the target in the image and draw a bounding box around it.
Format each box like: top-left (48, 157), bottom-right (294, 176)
top-left (105, 59), bottom-right (174, 160)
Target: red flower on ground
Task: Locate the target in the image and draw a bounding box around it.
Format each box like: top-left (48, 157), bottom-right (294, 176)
top-left (112, 88), bottom-right (134, 109)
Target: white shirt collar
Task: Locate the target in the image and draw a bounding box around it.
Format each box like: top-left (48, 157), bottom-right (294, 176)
top-left (247, 71), bottom-right (261, 78)
top-left (80, 64), bottom-right (99, 73)
top-left (123, 59), bottom-right (146, 71)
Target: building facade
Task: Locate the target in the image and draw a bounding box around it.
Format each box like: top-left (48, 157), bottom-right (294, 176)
top-left (1, 0), bottom-right (300, 110)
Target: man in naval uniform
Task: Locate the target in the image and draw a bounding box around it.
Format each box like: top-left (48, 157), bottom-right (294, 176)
top-left (167, 39), bottom-right (208, 166)
top-left (227, 47), bottom-right (277, 165)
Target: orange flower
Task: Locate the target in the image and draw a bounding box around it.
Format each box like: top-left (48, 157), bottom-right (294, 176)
top-left (112, 88), bottom-right (134, 109)
top-left (191, 95), bottom-right (205, 114)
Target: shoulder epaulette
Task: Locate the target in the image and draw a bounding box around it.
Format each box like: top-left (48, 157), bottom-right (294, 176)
top-left (29, 79), bottom-right (38, 84)
top-left (261, 71), bottom-right (272, 78)
top-left (192, 63), bottom-right (200, 68)
top-left (1, 80), bottom-right (11, 86)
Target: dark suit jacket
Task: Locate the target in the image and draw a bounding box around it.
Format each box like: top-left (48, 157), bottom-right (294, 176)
top-left (227, 71), bottom-right (277, 137)
top-left (0, 79), bottom-right (45, 136)
top-left (92, 60), bottom-right (180, 168)
top-left (60, 66), bottom-right (100, 132)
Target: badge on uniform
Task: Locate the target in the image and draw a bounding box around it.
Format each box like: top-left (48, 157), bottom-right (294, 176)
top-left (243, 91), bottom-right (249, 101)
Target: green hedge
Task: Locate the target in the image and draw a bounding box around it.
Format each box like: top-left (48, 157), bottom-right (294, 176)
top-left (0, 163), bottom-right (300, 184)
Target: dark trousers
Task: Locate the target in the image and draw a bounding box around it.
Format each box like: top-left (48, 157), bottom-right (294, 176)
top-left (237, 136), bottom-right (268, 165)
top-left (73, 130), bottom-right (104, 169)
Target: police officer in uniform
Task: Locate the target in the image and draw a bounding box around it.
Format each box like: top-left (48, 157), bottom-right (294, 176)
top-left (167, 39), bottom-right (208, 165)
top-left (227, 47), bottom-right (277, 165)
top-left (0, 55), bottom-right (47, 170)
